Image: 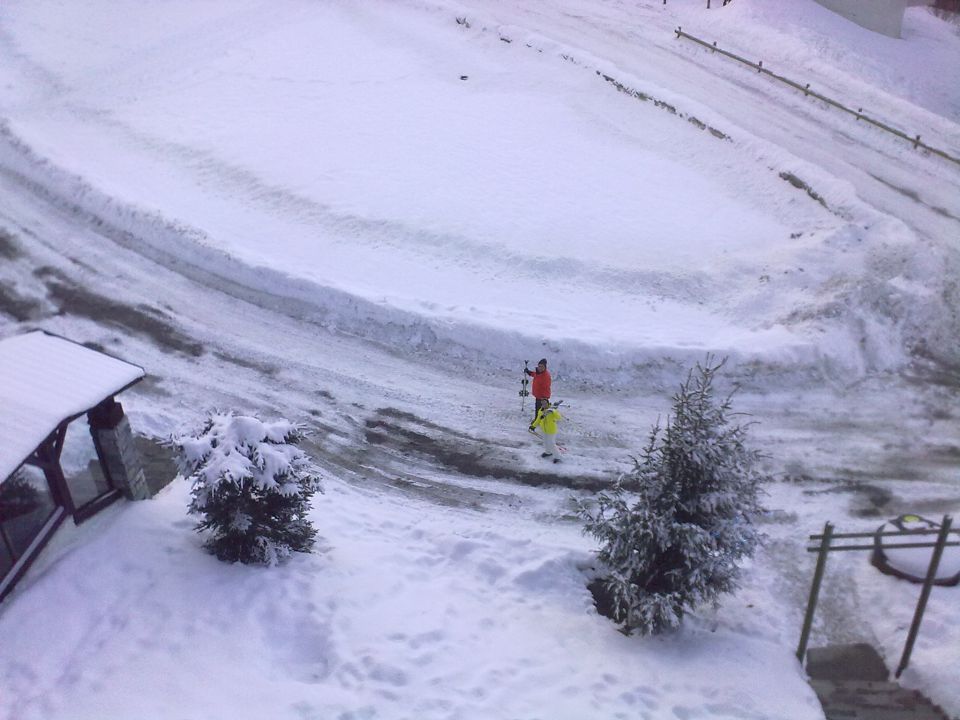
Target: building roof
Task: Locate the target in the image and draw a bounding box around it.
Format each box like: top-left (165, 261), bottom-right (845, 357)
top-left (0, 331), bottom-right (145, 483)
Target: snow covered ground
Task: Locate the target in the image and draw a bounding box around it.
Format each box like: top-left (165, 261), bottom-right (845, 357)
top-left (0, 1), bottom-right (958, 718)
top-left (1, 0), bottom-right (958, 381)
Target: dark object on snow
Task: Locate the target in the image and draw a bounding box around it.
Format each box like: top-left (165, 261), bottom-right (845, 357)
top-left (587, 577), bottom-right (619, 624)
top-left (806, 643), bottom-right (889, 681)
top-left (871, 514), bottom-right (960, 586)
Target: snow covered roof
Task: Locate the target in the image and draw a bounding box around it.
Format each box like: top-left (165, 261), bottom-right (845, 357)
top-left (0, 331), bottom-right (144, 483)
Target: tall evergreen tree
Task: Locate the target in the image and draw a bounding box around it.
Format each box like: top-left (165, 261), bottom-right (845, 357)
top-left (171, 412), bottom-right (323, 565)
top-left (581, 358), bottom-right (766, 635)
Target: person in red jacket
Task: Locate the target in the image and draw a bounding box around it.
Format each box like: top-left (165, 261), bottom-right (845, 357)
top-left (524, 358), bottom-right (551, 423)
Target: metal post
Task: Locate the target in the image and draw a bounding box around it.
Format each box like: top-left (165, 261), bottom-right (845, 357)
top-left (895, 516), bottom-right (952, 678)
top-left (797, 522), bottom-right (833, 663)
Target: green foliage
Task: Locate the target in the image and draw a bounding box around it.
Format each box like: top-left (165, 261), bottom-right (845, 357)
top-left (171, 412), bottom-right (323, 566)
top-left (580, 357), bottom-right (766, 635)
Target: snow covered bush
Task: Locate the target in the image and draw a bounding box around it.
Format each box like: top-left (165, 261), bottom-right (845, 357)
top-left (580, 358), bottom-right (766, 635)
top-left (170, 412), bottom-right (323, 565)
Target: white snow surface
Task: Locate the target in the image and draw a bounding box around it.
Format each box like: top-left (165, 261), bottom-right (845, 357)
top-left (1, 478), bottom-right (829, 720)
top-left (176, 412), bottom-right (317, 498)
top-left (0, 1), bottom-right (959, 719)
top-left (0, 330), bottom-right (144, 482)
top-left (0, 0), bottom-right (956, 381)
top-left (878, 518), bottom-right (960, 582)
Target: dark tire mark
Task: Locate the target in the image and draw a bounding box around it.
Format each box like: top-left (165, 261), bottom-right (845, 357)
top-left (41, 273), bottom-right (204, 357)
top-left (0, 227), bottom-right (23, 259)
top-left (363, 415), bottom-right (611, 491)
top-left (0, 284), bottom-right (45, 321)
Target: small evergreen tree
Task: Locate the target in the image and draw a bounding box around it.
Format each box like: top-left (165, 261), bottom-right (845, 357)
top-left (170, 412), bottom-right (323, 565)
top-left (580, 357), bottom-right (765, 635)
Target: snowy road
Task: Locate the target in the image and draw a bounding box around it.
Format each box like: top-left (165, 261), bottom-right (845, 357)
top-left (1, 153), bottom-right (957, 496)
top-left (1, 0), bottom-right (958, 501)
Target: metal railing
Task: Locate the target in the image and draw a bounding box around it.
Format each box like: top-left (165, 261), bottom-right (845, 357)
top-left (797, 515), bottom-right (957, 678)
top-left (675, 28), bottom-right (960, 168)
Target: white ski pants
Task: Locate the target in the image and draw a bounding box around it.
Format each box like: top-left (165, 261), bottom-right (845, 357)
top-left (543, 432), bottom-right (557, 456)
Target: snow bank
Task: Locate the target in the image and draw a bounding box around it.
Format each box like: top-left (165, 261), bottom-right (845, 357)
top-left (0, 0), bottom-right (956, 389)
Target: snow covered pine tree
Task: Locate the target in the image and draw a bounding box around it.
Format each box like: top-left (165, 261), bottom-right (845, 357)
top-left (171, 412), bottom-right (324, 565)
top-left (580, 357), bottom-right (765, 635)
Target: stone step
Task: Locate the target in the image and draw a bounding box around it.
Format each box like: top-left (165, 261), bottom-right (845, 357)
top-left (811, 680), bottom-right (950, 720)
top-left (806, 643), bottom-right (890, 682)
top-left (811, 679), bottom-right (915, 700)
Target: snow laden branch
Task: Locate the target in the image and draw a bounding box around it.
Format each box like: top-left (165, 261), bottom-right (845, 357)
top-left (580, 357), bottom-right (767, 635)
top-left (170, 412), bottom-right (324, 565)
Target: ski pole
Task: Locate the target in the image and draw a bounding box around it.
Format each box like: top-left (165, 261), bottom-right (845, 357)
top-left (519, 360), bottom-right (530, 413)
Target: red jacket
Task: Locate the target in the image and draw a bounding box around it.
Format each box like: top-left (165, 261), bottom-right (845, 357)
top-left (531, 369), bottom-right (551, 399)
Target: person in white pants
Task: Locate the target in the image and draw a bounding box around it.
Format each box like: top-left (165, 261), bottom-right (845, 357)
top-left (530, 400), bottom-right (563, 463)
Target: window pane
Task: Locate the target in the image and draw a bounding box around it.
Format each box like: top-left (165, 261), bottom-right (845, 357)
top-left (0, 536), bottom-right (13, 580)
top-left (0, 465), bottom-right (57, 560)
top-left (0, 539), bottom-right (12, 579)
top-left (60, 422), bottom-right (113, 509)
